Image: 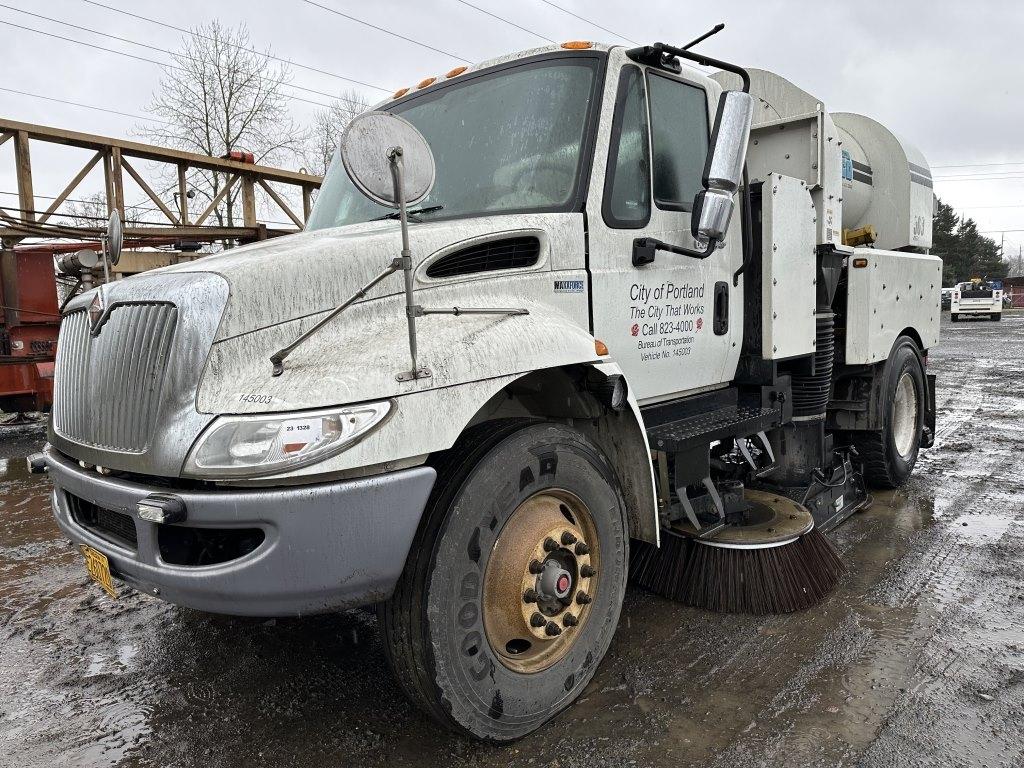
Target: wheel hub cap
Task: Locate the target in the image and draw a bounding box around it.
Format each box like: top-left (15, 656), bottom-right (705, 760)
top-left (892, 370), bottom-right (919, 459)
top-left (482, 491), bottom-right (600, 673)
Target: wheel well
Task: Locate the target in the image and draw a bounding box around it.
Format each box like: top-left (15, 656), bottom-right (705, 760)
top-left (897, 327), bottom-right (924, 352)
top-left (828, 332), bottom-right (923, 432)
top-left (448, 365), bottom-right (658, 544)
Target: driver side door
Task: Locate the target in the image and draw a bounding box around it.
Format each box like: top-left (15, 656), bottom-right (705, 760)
top-left (587, 58), bottom-right (742, 404)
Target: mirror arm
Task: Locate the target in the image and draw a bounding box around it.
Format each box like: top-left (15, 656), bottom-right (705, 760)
top-left (269, 262), bottom-right (402, 376)
top-left (626, 43), bottom-right (750, 94)
top-left (632, 236), bottom-right (718, 267)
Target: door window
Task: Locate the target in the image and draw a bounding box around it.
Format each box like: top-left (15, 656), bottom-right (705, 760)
top-left (602, 66), bottom-right (651, 228)
top-left (647, 72), bottom-right (709, 213)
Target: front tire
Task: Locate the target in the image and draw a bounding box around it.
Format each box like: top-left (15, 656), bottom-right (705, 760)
top-left (380, 421), bottom-right (629, 742)
top-left (991, 312), bottom-right (1002, 321)
top-left (852, 337), bottom-right (926, 489)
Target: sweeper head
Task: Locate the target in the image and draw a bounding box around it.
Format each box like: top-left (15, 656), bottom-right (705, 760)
top-left (630, 489), bottom-right (845, 614)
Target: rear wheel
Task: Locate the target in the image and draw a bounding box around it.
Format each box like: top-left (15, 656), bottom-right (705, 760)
top-left (991, 312), bottom-right (1002, 321)
top-left (852, 337), bottom-right (926, 489)
top-left (950, 313), bottom-right (960, 322)
top-left (380, 421), bottom-right (628, 742)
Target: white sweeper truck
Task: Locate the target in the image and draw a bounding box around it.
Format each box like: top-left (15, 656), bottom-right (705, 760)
top-left (36, 28), bottom-right (940, 741)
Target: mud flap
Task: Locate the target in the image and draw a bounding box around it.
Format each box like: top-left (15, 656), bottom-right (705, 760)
top-left (921, 373), bottom-right (937, 448)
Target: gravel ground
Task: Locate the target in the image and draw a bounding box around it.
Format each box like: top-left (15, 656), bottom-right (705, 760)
top-left (1, 313), bottom-right (1022, 768)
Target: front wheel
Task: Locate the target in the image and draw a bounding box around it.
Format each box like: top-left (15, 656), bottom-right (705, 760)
top-left (991, 312), bottom-right (1002, 321)
top-left (852, 337), bottom-right (926, 488)
top-left (950, 313), bottom-right (960, 322)
top-left (380, 421), bottom-right (629, 742)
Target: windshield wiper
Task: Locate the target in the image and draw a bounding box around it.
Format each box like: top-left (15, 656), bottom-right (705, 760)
top-left (371, 205), bottom-right (444, 222)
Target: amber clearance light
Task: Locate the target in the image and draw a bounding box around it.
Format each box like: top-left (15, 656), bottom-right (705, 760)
top-left (446, 66), bottom-right (468, 78)
top-left (561, 40), bottom-right (593, 49)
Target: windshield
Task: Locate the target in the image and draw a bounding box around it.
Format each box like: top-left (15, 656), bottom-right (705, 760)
top-left (306, 56), bottom-right (601, 230)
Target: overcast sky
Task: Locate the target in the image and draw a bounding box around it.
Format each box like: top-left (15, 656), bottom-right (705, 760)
top-left (3, 0), bottom-right (1024, 260)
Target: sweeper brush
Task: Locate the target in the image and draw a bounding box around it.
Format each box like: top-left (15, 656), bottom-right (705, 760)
top-left (630, 490), bottom-right (845, 614)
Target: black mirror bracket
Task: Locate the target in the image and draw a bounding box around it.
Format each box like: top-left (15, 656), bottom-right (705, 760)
top-left (632, 236), bottom-right (718, 267)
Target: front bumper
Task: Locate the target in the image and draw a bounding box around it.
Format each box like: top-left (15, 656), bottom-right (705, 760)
top-left (46, 446), bottom-right (436, 616)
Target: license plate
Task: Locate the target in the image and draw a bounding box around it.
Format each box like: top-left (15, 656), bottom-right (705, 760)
top-left (80, 544), bottom-right (118, 599)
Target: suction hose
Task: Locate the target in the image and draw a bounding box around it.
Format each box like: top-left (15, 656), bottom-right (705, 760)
top-left (791, 311), bottom-right (835, 419)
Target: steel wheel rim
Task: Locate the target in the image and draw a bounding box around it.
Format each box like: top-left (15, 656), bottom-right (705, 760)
top-left (892, 371), bottom-right (919, 458)
top-left (482, 490), bottom-right (600, 674)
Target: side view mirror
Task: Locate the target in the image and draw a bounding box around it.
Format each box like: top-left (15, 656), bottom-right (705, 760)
top-left (632, 89), bottom-right (753, 268)
top-left (691, 90), bottom-right (754, 244)
top-left (105, 210), bottom-right (123, 266)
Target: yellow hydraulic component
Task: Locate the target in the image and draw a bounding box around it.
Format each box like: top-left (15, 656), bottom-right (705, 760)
top-left (842, 225), bottom-right (877, 247)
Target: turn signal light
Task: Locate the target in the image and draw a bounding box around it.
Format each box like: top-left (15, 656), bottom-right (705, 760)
top-left (595, 339), bottom-right (609, 356)
top-left (137, 494), bottom-right (187, 524)
top-left (561, 40), bottom-right (593, 49)
top-left (446, 66), bottom-right (468, 78)
top-left (417, 77), bottom-right (437, 89)
top-left (852, 257), bottom-right (869, 268)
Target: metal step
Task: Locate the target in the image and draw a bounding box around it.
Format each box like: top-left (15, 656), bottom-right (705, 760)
top-left (646, 404), bottom-right (782, 453)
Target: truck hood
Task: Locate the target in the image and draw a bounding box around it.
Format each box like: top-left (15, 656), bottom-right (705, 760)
top-left (157, 213), bottom-right (580, 340)
top-left (149, 213), bottom-right (596, 413)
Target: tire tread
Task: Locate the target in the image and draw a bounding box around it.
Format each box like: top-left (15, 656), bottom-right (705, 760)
top-left (379, 418), bottom-right (536, 735)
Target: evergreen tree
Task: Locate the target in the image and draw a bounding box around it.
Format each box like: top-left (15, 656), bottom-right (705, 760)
top-left (930, 199), bottom-right (1009, 285)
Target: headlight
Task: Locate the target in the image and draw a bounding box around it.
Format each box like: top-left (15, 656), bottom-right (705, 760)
top-left (183, 402), bottom-right (391, 478)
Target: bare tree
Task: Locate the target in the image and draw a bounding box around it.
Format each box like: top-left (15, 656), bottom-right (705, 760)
top-left (64, 192), bottom-right (144, 229)
top-left (303, 91), bottom-right (370, 178)
top-left (143, 21), bottom-right (305, 230)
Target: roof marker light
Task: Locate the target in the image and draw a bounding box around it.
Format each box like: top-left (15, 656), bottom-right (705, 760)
top-left (446, 66), bottom-right (468, 78)
top-left (417, 77), bottom-right (437, 89)
top-left (393, 87), bottom-right (410, 99)
top-left (561, 41), bottom-right (592, 49)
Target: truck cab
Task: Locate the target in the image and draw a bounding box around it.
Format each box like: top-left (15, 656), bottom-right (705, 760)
top-left (43, 40), bottom-right (940, 741)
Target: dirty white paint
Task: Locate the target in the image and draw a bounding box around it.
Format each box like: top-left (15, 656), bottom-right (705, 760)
top-left (845, 248), bottom-right (942, 364)
top-left (585, 46), bottom-right (744, 403)
top-left (761, 174), bottom-right (817, 360)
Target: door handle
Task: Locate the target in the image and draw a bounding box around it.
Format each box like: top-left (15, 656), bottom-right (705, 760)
top-left (713, 281), bottom-right (729, 335)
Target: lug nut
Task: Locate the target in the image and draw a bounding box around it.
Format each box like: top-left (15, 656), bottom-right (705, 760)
top-left (523, 588), bottom-right (539, 604)
top-left (576, 591), bottom-right (592, 605)
top-left (543, 537), bottom-right (559, 552)
top-left (545, 621), bottom-right (562, 636)
top-left (580, 564), bottom-right (596, 578)
top-left (530, 612), bottom-right (546, 628)
top-left (529, 559), bottom-right (544, 574)
top-left (563, 613), bottom-right (578, 626)
top-left (560, 531), bottom-right (577, 546)
top-left (575, 542), bottom-right (590, 556)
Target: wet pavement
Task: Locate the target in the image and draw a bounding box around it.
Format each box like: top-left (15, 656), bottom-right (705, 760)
top-left (2, 313), bottom-right (1023, 768)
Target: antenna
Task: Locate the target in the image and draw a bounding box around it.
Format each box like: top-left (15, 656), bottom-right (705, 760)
top-left (681, 23), bottom-right (725, 51)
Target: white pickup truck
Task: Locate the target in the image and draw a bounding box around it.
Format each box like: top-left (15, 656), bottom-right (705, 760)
top-left (42, 38), bottom-right (940, 740)
top-left (950, 280), bottom-right (1003, 321)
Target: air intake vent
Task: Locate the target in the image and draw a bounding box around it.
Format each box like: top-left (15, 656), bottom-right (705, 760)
top-left (426, 236), bottom-right (540, 278)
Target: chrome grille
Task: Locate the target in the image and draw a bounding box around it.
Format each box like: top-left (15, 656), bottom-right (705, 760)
top-left (53, 302), bottom-right (178, 453)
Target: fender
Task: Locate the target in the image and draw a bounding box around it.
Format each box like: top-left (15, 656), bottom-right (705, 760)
top-left (198, 286), bottom-right (599, 414)
top-left (212, 313), bottom-right (604, 482)
top-left (586, 361), bottom-right (659, 545)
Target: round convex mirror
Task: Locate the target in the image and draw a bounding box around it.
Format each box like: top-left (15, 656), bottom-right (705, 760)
top-left (106, 210), bottom-right (123, 266)
top-left (339, 111), bottom-right (435, 208)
